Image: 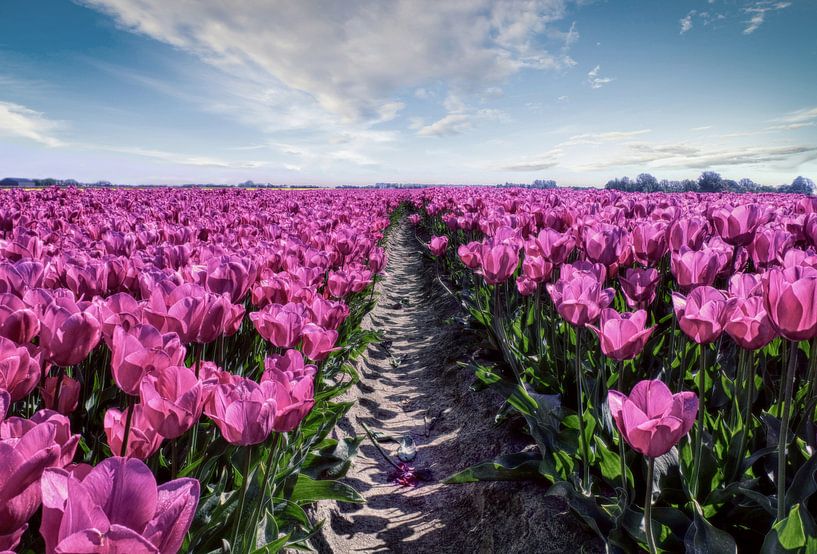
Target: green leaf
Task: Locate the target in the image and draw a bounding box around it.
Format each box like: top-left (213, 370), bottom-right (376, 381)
top-left (683, 505), bottom-right (737, 554)
top-left (784, 449), bottom-right (817, 512)
top-left (444, 451), bottom-right (543, 484)
top-left (760, 503), bottom-right (816, 553)
top-left (302, 437), bottom-right (364, 480)
top-left (290, 474), bottom-right (364, 504)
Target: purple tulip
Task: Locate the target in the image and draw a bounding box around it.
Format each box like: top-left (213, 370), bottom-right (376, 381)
top-left (104, 405), bottom-right (164, 459)
top-left (762, 265), bottom-right (817, 341)
top-left (608, 379), bottom-right (698, 458)
top-left (546, 274), bottom-right (615, 327)
top-left (140, 365), bottom-right (211, 439)
top-left (40, 457), bottom-right (199, 554)
top-left (300, 323), bottom-right (339, 361)
top-left (725, 296), bottom-right (776, 350)
top-left (111, 324), bottom-right (186, 396)
top-left (587, 309), bottom-right (655, 361)
top-left (204, 377), bottom-right (278, 445)
top-left (619, 267), bottom-right (660, 309)
top-left (428, 236), bottom-right (449, 257)
top-left (0, 293), bottom-right (39, 344)
top-left (672, 286), bottom-right (734, 344)
top-left (38, 296), bottom-right (102, 367)
top-left (0, 337), bottom-right (41, 402)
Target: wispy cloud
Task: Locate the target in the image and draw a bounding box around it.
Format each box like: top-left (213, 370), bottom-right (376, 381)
top-left (743, 1), bottom-right (791, 34)
top-left (680, 11), bottom-right (695, 33)
top-left (501, 149), bottom-right (563, 171)
top-left (560, 129), bottom-right (651, 146)
top-left (587, 65), bottom-right (613, 89)
top-left (0, 100), bottom-right (64, 147)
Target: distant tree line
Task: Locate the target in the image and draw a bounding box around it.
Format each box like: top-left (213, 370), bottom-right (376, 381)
top-left (604, 172), bottom-right (815, 195)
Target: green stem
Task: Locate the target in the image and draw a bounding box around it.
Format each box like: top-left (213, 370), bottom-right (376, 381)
top-left (729, 349), bottom-right (754, 482)
top-left (691, 343), bottom-right (706, 498)
top-left (250, 433), bottom-right (282, 535)
top-left (645, 457), bottom-right (657, 554)
top-left (777, 341), bottom-right (799, 522)
top-left (232, 447), bottom-right (253, 551)
top-left (575, 328), bottom-right (590, 493)
top-left (120, 399), bottom-right (134, 457)
top-left (617, 361), bottom-right (627, 496)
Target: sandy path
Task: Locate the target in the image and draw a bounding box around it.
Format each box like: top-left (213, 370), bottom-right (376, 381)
top-left (311, 220), bottom-right (601, 553)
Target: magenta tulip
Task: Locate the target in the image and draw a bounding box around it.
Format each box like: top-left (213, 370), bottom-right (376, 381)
top-left (619, 267), bottom-right (660, 309)
top-left (608, 379), bottom-right (698, 458)
top-left (249, 302), bottom-right (304, 348)
top-left (40, 375), bottom-right (80, 415)
top-left (428, 236), bottom-right (449, 257)
top-left (534, 228), bottom-right (575, 264)
top-left (38, 296), bottom-right (102, 367)
top-left (587, 309), bottom-right (655, 361)
top-left (0, 293), bottom-right (39, 344)
top-left (672, 286), bottom-right (734, 344)
top-left (725, 296), bottom-right (776, 350)
top-left (111, 324), bottom-right (186, 396)
top-left (670, 246), bottom-right (720, 290)
top-left (712, 204), bottom-right (761, 246)
top-left (762, 265), bottom-right (817, 341)
top-left (0, 338), bottom-right (40, 402)
top-left (632, 221), bottom-right (669, 266)
top-left (204, 377), bottom-right (278, 445)
top-left (262, 353), bottom-right (316, 432)
top-left (479, 243), bottom-right (519, 285)
top-left (457, 241), bottom-right (482, 269)
top-left (522, 255), bottom-right (553, 283)
top-left (300, 323), bottom-right (339, 361)
top-left (104, 405), bottom-right (163, 459)
top-left (140, 365), bottom-right (211, 439)
top-left (39, 457), bottom-right (199, 554)
top-left (546, 274), bottom-right (615, 327)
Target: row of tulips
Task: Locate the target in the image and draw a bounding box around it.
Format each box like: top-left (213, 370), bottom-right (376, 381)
top-left (0, 187), bottom-right (403, 553)
top-left (416, 188), bottom-right (817, 553)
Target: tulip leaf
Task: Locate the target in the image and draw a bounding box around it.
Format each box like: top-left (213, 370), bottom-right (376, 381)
top-left (546, 480), bottom-right (614, 540)
top-left (302, 436), bottom-right (364, 480)
top-left (290, 474), bottom-right (364, 504)
top-left (683, 505), bottom-right (737, 554)
top-left (443, 451), bottom-right (543, 484)
top-left (784, 448), bottom-right (817, 512)
top-left (760, 503), bottom-right (817, 554)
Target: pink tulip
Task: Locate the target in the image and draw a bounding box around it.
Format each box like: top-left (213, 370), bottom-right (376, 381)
top-left (668, 216), bottom-right (709, 253)
top-left (672, 286), bottom-right (734, 344)
top-left (546, 274), bottom-right (615, 327)
top-left (728, 272), bottom-right (762, 298)
top-left (534, 228), bottom-right (575, 265)
top-left (90, 292), bottom-right (141, 349)
top-left (40, 457), bottom-right (199, 554)
top-left (522, 255), bottom-right (553, 283)
top-left (428, 236), bottom-right (449, 257)
top-left (0, 337), bottom-right (41, 402)
top-left (749, 226), bottom-right (794, 268)
top-left (618, 267), bottom-right (660, 309)
top-left (38, 296), bottom-right (102, 367)
top-left (250, 302), bottom-right (304, 348)
top-left (326, 270), bottom-right (352, 298)
top-left (712, 204), bottom-right (761, 246)
top-left (0, 411), bottom-right (77, 551)
top-left (140, 365), bottom-right (211, 439)
top-left (142, 285), bottom-right (207, 344)
top-left (262, 353), bottom-right (316, 432)
top-left (0, 389), bottom-right (8, 422)
top-left (205, 377), bottom-right (279, 445)
top-left (516, 276), bottom-right (538, 296)
top-left (587, 309), bottom-right (655, 361)
top-left (41, 375), bottom-right (80, 415)
top-left (608, 379), bottom-right (698, 458)
top-left (632, 221), bottom-right (668, 266)
top-left (457, 241), bottom-right (483, 269)
top-left (479, 243), bottom-right (519, 285)
top-left (670, 246), bottom-right (720, 290)
top-left (725, 296), bottom-right (776, 350)
top-left (306, 296), bottom-right (348, 330)
top-left (300, 323), bottom-right (339, 361)
top-left (104, 404), bottom-right (163, 459)
top-left (762, 265), bottom-right (817, 341)
top-left (583, 224), bottom-right (629, 267)
top-left (0, 293), bottom-right (39, 344)
top-left (0, 260), bottom-right (44, 297)
top-left (111, 324), bottom-right (186, 396)
top-left (1, 409), bottom-right (79, 468)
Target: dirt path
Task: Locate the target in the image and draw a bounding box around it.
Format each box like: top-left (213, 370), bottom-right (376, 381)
top-left (311, 220), bottom-right (601, 554)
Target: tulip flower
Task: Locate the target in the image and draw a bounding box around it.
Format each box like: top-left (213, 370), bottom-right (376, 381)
top-left (619, 267), bottom-right (660, 309)
top-left (583, 224), bottom-right (630, 267)
top-left (0, 389), bottom-right (8, 422)
top-left (749, 226), bottom-right (793, 268)
top-left (712, 204), bottom-right (761, 246)
top-left (632, 221), bottom-right (668, 266)
top-left (728, 272), bottom-right (762, 298)
top-left (41, 375), bottom-right (80, 415)
top-left (546, 274), bottom-right (615, 327)
top-left (668, 216), bottom-right (709, 253)
top-left (522, 255), bottom-right (553, 283)
top-left (725, 296), bottom-right (776, 350)
top-left (249, 303), bottom-right (304, 348)
top-left (140, 365), bottom-right (211, 439)
top-left (262, 356), bottom-right (315, 433)
top-left (300, 323), bottom-right (339, 361)
top-left (671, 286), bottom-right (733, 344)
top-left (0, 293), bottom-right (39, 344)
top-left (104, 404), bottom-right (164, 459)
top-left (0, 337), bottom-right (41, 402)
top-left (588, 309), bottom-right (655, 361)
top-left (670, 246), bottom-right (720, 290)
top-left (516, 276), bottom-right (538, 296)
top-left (608, 379), bottom-right (698, 458)
top-left (326, 270), bottom-right (352, 298)
top-left (479, 243), bottom-right (519, 285)
top-left (1, 409), bottom-right (79, 468)
top-left (204, 377), bottom-right (278, 445)
top-left (762, 265), bottom-right (817, 341)
top-left (111, 324), bottom-right (186, 396)
top-left (40, 457), bottom-right (199, 554)
top-left (38, 296), bottom-right (102, 367)
top-left (534, 228), bottom-right (575, 265)
top-left (457, 241), bottom-right (483, 269)
top-left (428, 236), bottom-right (449, 256)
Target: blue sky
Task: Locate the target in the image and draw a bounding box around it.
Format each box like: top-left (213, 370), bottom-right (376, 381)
top-left (0, 0), bottom-right (815, 186)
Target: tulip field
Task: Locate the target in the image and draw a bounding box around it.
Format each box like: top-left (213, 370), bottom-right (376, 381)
top-left (1, 185), bottom-right (817, 553)
top-left (418, 189), bottom-right (817, 553)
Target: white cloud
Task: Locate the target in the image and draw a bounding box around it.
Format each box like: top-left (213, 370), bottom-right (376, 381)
top-left (690, 125), bottom-right (713, 131)
top-left (743, 1), bottom-right (791, 34)
top-left (680, 11), bottom-right (695, 33)
top-left (501, 148), bottom-right (563, 171)
top-left (773, 107), bottom-right (817, 125)
top-left (417, 114), bottom-right (474, 137)
top-left (560, 129), bottom-right (651, 146)
top-left (0, 101), bottom-right (63, 147)
top-left (79, 0), bottom-right (576, 123)
top-left (587, 65), bottom-right (613, 89)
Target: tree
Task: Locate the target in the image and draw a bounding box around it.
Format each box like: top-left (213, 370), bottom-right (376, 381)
top-left (636, 173), bottom-right (659, 192)
top-left (698, 171), bottom-right (723, 193)
top-left (737, 178), bottom-right (757, 192)
top-left (787, 176), bottom-right (815, 195)
top-left (682, 179), bottom-right (699, 192)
